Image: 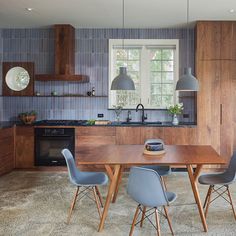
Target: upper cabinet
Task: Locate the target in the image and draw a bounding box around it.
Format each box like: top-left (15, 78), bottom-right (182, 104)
top-left (195, 21), bottom-right (236, 60)
top-left (35, 24), bottom-right (89, 82)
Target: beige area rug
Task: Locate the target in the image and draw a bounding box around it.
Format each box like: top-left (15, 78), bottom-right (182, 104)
top-left (0, 171), bottom-right (236, 236)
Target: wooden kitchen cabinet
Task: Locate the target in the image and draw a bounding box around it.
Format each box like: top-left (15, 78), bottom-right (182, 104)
top-left (140, 127), bottom-right (164, 143)
top-left (0, 127), bottom-right (14, 176)
top-left (195, 21), bottom-right (236, 162)
top-left (15, 126), bottom-right (34, 168)
top-left (116, 127), bottom-right (141, 144)
top-left (163, 127), bottom-right (198, 145)
top-left (196, 21), bottom-right (236, 60)
top-left (76, 127), bottom-right (116, 171)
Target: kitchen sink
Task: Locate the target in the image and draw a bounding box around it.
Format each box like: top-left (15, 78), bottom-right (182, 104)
top-left (121, 121), bottom-right (162, 125)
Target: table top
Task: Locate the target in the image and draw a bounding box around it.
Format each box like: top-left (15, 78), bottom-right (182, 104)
top-left (76, 145), bottom-right (226, 166)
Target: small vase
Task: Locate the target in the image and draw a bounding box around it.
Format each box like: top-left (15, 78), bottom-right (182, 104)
top-left (172, 114), bottom-right (179, 125)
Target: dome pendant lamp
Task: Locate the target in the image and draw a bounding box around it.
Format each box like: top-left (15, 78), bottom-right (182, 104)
top-left (176, 0), bottom-right (199, 91)
top-left (111, 0), bottom-right (135, 90)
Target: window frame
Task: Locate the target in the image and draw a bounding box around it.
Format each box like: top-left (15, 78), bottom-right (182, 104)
top-left (108, 39), bottom-right (179, 109)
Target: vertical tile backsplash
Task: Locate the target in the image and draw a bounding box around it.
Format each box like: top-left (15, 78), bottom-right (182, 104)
top-left (1, 28), bottom-right (195, 122)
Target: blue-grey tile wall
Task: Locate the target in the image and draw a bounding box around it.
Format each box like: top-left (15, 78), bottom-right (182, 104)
top-left (1, 28), bottom-right (195, 122)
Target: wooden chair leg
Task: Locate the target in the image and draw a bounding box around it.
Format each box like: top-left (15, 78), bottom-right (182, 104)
top-left (67, 187), bottom-right (79, 224)
top-left (203, 185), bottom-right (212, 209)
top-left (92, 187), bottom-right (102, 219)
top-left (129, 205), bottom-right (140, 236)
top-left (140, 206), bottom-right (146, 227)
top-left (163, 206), bottom-right (174, 235)
top-left (205, 185), bottom-right (213, 218)
top-left (154, 208), bottom-right (161, 236)
top-left (227, 186), bottom-right (236, 220)
top-left (161, 176), bottom-right (167, 191)
top-left (95, 186), bottom-right (103, 208)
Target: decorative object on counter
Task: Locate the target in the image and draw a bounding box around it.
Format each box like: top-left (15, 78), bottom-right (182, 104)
top-left (126, 110), bottom-right (132, 122)
top-left (92, 87), bottom-right (95, 96)
top-left (18, 110), bottom-right (37, 125)
top-left (167, 103), bottom-right (184, 125)
top-left (51, 91), bottom-right (57, 96)
top-left (110, 0), bottom-right (135, 91)
top-left (2, 62), bottom-right (34, 96)
top-left (86, 119), bottom-right (96, 125)
top-left (95, 120), bottom-right (112, 125)
top-left (113, 103), bottom-right (124, 122)
top-left (87, 91), bottom-right (92, 96)
top-left (143, 139), bottom-right (165, 155)
top-left (175, 0), bottom-right (199, 91)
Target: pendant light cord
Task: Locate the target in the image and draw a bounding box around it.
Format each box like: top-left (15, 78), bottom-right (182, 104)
top-left (122, 0), bottom-right (125, 50)
top-left (187, 0), bottom-right (189, 68)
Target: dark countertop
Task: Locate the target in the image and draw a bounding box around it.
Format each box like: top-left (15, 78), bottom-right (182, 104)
top-left (0, 120), bottom-right (197, 128)
top-left (105, 121), bottom-right (197, 127)
top-left (0, 121), bottom-right (19, 129)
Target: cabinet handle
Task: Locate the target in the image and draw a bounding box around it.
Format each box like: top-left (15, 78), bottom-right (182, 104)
top-left (220, 104), bottom-right (222, 125)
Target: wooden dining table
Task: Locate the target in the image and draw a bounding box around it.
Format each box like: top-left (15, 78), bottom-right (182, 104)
top-left (76, 144), bottom-right (226, 232)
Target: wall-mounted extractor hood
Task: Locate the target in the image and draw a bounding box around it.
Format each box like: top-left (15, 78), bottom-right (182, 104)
top-left (35, 24), bottom-right (89, 82)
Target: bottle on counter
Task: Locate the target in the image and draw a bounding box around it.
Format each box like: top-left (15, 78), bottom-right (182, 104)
top-left (92, 87), bottom-right (95, 96)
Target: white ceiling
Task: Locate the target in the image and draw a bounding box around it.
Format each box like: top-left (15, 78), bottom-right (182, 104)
top-left (0, 0), bottom-right (236, 28)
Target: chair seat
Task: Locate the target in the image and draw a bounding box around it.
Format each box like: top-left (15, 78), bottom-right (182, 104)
top-left (198, 173), bottom-right (234, 185)
top-left (165, 191), bottom-right (177, 203)
top-left (141, 165), bottom-right (171, 176)
top-left (74, 172), bottom-right (108, 186)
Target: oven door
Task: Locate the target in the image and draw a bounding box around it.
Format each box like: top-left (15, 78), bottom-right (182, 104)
top-left (35, 135), bottom-right (74, 166)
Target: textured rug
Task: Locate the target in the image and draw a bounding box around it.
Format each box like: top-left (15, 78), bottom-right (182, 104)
top-left (0, 171), bottom-right (236, 236)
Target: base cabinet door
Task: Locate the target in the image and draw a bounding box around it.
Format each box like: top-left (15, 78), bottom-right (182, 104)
top-left (116, 127), bottom-right (141, 144)
top-left (0, 127), bottom-right (14, 176)
top-left (76, 127), bottom-right (116, 171)
top-left (15, 126), bottom-right (34, 168)
top-left (163, 127), bottom-right (198, 145)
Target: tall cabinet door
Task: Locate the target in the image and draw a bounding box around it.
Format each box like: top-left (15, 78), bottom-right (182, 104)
top-left (195, 21), bottom-right (221, 60)
top-left (196, 60), bottom-right (221, 152)
top-left (220, 61), bottom-right (234, 160)
top-left (196, 21), bottom-right (236, 163)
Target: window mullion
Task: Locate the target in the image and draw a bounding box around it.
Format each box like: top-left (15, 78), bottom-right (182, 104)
top-left (140, 46), bottom-right (149, 107)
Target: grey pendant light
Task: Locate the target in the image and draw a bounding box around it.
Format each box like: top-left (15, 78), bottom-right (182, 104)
top-left (176, 0), bottom-right (199, 91)
top-left (111, 0), bottom-right (135, 90)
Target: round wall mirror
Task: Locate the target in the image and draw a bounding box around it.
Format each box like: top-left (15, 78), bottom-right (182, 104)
top-left (5, 66), bottom-right (30, 91)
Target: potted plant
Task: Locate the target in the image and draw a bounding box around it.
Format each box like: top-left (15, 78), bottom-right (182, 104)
top-left (112, 103), bottom-right (124, 122)
top-left (18, 110), bottom-right (37, 125)
top-left (167, 103), bottom-right (184, 125)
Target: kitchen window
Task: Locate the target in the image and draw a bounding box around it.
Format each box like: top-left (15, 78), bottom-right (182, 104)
top-left (108, 39), bottom-right (179, 109)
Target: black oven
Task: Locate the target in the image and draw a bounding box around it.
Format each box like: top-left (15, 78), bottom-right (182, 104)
top-left (35, 128), bottom-right (75, 166)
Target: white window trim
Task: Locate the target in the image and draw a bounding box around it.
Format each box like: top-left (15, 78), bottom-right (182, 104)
top-left (108, 39), bottom-right (179, 109)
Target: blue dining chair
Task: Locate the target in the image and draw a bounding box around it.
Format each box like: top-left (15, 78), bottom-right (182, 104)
top-left (142, 139), bottom-right (171, 190)
top-left (127, 166), bottom-right (177, 236)
top-left (198, 151), bottom-right (236, 219)
top-left (61, 149), bottom-right (108, 224)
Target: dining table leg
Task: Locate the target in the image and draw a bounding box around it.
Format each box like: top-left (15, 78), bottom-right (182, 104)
top-left (112, 166), bottom-right (124, 203)
top-left (187, 164), bottom-right (208, 232)
top-left (98, 164), bottom-right (121, 232)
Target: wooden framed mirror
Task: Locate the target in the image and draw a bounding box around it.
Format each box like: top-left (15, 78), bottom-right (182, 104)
top-left (2, 62), bottom-right (34, 96)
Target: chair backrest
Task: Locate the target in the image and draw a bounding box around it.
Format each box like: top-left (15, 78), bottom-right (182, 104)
top-left (127, 166), bottom-right (169, 207)
top-left (224, 151), bottom-right (236, 182)
top-left (61, 149), bottom-right (81, 185)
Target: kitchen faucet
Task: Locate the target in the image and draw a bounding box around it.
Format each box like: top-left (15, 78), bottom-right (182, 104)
top-left (136, 103), bottom-right (147, 123)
